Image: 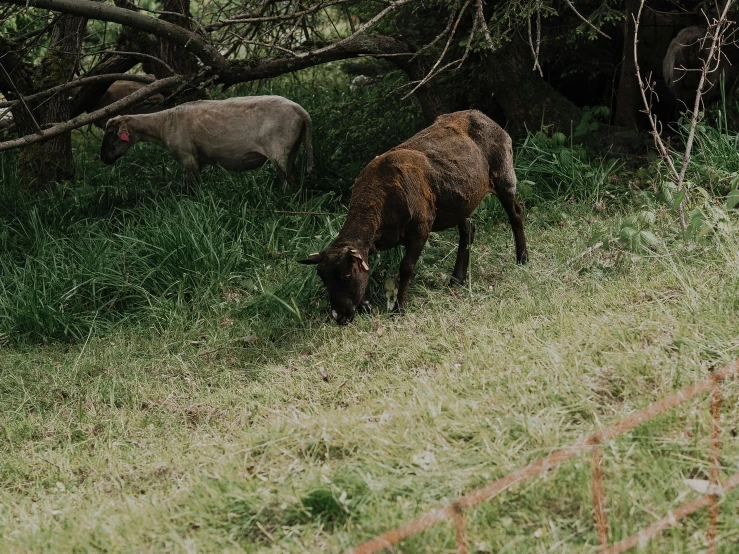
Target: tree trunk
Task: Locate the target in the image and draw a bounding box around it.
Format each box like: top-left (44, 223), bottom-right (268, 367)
top-left (16, 14), bottom-right (86, 190)
top-left (158, 0), bottom-right (200, 76)
top-left (484, 35), bottom-right (580, 133)
top-left (614, 0), bottom-right (641, 128)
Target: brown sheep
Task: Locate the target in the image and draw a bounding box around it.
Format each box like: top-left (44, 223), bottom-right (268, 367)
top-left (299, 109), bottom-right (527, 325)
top-left (91, 78), bottom-right (165, 128)
top-left (663, 26), bottom-right (737, 115)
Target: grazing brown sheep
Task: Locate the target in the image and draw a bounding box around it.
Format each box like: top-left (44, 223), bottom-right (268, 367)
top-left (90, 78), bottom-right (165, 128)
top-left (300, 109), bottom-right (527, 325)
top-left (100, 95), bottom-right (313, 191)
top-left (662, 26), bottom-right (736, 115)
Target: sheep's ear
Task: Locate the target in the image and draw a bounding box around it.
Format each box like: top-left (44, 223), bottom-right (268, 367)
top-left (117, 120), bottom-right (130, 142)
top-left (349, 249), bottom-right (369, 272)
top-left (299, 251), bottom-right (324, 265)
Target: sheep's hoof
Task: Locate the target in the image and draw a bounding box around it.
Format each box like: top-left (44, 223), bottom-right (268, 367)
top-left (517, 250), bottom-right (529, 265)
top-left (391, 303), bottom-right (406, 316)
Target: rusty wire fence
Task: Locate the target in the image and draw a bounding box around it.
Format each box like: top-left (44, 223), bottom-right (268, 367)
top-left (344, 360), bottom-right (739, 554)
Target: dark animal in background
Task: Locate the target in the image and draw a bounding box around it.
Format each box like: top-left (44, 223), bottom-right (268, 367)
top-left (300, 110), bottom-right (527, 325)
top-left (663, 26), bottom-right (736, 116)
top-left (90, 78), bottom-right (165, 129)
top-left (101, 95), bottom-right (313, 191)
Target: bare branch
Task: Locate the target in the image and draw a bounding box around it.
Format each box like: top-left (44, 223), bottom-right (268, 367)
top-left (301, 0), bottom-right (414, 58)
top-left (528, 9), bottom-right (543, 76)
top-left (675, 3), bottom-right (736, 225)
top-left (225, 33), bottom-right (299, 57)
top-left (402, 0), bottom-right (471, 100)
top-left (106, 50), bottom-right (177, 75)
top-left (475, 0), bottom-right (494, 51)
top-left (205, 0), bottom-right (351, 31)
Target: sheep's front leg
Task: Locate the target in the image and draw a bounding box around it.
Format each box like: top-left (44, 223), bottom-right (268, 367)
top-left (450, 218), bottom-right (476, 286)
top-left (393, 230), bottom-right (429, 314)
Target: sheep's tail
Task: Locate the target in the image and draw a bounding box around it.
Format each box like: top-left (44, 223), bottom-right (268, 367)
top-left (303, 113), bottom-right (313, 173)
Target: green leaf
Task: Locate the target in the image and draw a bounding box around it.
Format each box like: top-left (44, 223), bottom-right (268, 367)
top-left (727, 189), bottom-right (739, 210)
top-left (672, 189), bottom-right (686, 211)
top-left (640, 231), bottom-right (659, 247)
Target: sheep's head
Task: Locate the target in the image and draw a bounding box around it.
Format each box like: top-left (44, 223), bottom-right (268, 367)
top-left (299, 246), bottom-right (370, 325)
top-left (101, 116), bottom-right (133, 165)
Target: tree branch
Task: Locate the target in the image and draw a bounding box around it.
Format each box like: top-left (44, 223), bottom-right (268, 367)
top-left (1, 0), bottom-right (227, 69)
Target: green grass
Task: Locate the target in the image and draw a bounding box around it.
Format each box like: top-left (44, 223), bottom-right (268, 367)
top-left (3, 73), bottom-right (739, 552)
top-left (2, 194), bottom-right (739, 552)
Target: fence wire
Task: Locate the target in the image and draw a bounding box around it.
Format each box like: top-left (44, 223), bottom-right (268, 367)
top-left (345, 360), bottom-right (739, 554)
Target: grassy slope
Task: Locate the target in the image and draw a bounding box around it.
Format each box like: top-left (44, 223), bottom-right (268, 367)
top-left (2, 72), bottom-right (739, 553)
top-left (2, 197), bottom-right (739, 553)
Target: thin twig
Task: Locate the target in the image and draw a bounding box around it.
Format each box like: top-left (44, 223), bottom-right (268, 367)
top-left (528, 9), bottom-right (543, 76)
top-left (633, 1), bottom-right (684, 228)
top-left (402, 0), bottom-right (471, 99)
top-left (226, 33), bottom-right (299, 56)
top-left (564, 0), bottom-right (611, 40)
top-left (241, 209), bottom-right (333, 215)
top-left (205, 0), bottom-right (351, 31)
top-left (409, 0), bottom-right (462, 62)
top-left (106, 50), bottom-right (176, 75)
top-left (299, 0), bottom-right (413, 58)
top-left (456, 11), bottom-right (479, 69)
top-left (567, 241), bottom-right (604, 265)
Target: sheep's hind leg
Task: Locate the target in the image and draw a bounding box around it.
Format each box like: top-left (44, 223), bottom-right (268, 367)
top-left (496, 180), bottom-right (528, 264)
top-left (450, 218), bottom-right (475, 286)
top-left (271, 154), bottom-right (297, 193)
top-left (286, 139), bottom-right (302, 193)
top-left (180, 155), bottom-right (201, 196)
